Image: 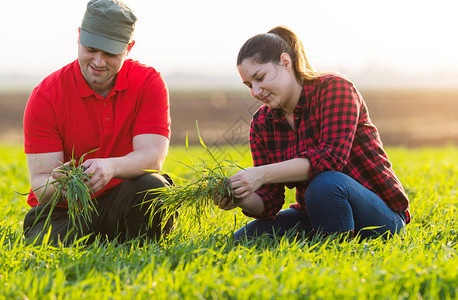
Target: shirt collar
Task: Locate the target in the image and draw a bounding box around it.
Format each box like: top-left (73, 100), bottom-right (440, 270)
top-left (267, 81), bottom-right (313, 123)
top-left (73, 59), bottom-right (129, 99)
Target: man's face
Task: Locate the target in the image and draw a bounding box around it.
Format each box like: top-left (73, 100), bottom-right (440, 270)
top-left (77, 40), bottom-right (132, 95)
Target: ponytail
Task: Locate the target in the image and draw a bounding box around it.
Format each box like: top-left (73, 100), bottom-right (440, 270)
top-left (237, 26), bottom-right (322, 84)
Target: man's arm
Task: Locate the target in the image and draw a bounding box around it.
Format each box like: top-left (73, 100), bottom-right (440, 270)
top-left (26, 134), bottom-right (168, 204)
top-left (26, 151), bottom-right (65, 205)
top-left (82, 134), bottom-right (169, 193)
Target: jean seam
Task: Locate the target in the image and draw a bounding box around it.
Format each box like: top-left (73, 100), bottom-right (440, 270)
top-left (340, 183), bottom-right (355, 231)
top-left (364, 194), bottom-right (398, 222)
top-left (348, 184), bottom-right (403, 232)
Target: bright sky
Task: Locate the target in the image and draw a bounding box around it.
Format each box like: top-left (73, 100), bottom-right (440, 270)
top-left (1, 0), bottom-right (458, 89)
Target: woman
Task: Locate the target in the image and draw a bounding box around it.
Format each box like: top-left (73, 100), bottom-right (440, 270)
top-left (215, 26), bottom-right (410, 240)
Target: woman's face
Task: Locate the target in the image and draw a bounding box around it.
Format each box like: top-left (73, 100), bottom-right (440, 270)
top-left (238, 55), bottom-right (298, 111)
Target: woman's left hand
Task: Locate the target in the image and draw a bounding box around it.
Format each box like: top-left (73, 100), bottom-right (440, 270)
top-left (213, 194), bottom-right (239, 211)
top-left (229, 167), bottom-right (264, 199)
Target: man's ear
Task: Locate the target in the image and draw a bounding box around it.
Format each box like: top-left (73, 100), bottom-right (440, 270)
top-left (126, 41), bottom-right (136, 55)
top-left (77, 27), bottom-right (81, 43)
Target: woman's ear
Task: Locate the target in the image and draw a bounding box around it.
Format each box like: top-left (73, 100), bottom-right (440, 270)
top-left (280, 53), bottom-right (293, 70)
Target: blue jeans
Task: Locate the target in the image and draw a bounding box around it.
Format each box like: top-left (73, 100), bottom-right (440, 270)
top-left (234, 171), bottom-right (406, 240)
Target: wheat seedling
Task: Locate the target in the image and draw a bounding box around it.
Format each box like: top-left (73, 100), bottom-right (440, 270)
top-left (19, 149), bottom-right (99, 236)
top-left (145, 122), bottom-right (244, 230)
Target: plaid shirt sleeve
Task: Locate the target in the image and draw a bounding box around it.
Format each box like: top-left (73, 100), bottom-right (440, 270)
top-left (294, 76), bottom-right (361, 179)
top-left (243, 115), bottom-right (286, 219)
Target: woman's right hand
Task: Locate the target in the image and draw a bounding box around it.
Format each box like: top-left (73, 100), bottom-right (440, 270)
top-left (229, 167), bottom-right (265, 199)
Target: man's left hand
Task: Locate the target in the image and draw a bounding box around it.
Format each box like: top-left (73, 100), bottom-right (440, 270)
top-left (82, 158), bottom-right (116, 193)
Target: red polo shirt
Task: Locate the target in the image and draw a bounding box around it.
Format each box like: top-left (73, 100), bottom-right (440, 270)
top-left (24, 59), bottom-right (170, 207)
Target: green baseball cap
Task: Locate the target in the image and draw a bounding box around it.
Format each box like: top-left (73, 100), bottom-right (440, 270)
top-left (80, 0), bottom-right (137, 55)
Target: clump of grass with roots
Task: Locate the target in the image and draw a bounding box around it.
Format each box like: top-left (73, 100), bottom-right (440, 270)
top-left (144, 122), bottom-right (244, 230)
top-left (18, 148), bottom-right (99, 236)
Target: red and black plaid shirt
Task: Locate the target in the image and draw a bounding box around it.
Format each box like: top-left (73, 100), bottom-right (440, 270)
top-left (247, 74), bottom-right (410, 223)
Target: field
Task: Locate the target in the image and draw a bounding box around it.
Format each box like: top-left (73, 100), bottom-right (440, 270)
top-left (0, 144), bottom-right (457, 299)
top-left (1, 88), bottom-right (458, 147)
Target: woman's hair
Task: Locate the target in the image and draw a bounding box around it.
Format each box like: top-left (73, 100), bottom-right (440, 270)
top-left (237, 26), bottom-right (323, 84)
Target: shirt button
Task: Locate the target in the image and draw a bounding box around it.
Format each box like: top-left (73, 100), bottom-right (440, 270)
top-left (104, 102), bottom-right (108, 106)
top-left (106, 117), bottom-right (110, 122)
top-left (294, 108), bottom-right (301, 119)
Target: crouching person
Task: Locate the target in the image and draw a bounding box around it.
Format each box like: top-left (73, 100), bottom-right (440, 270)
top-left (22, 0), bottom-right (177, 246)
top-left (214, 26), bottom-right (410, 241)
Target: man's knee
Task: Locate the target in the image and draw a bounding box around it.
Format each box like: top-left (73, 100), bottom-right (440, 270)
top-left (23, 206), bottom-right (81, 246)
top-left (121, 173), bottom-right (178, 240)
top-left (126, 173), bottom-right (172, 194)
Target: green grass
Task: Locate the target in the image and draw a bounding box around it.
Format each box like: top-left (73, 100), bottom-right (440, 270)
top-left (0, 144), bottom-right (456, 299)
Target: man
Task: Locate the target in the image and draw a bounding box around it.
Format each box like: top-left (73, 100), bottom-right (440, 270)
top-left (23, 0), bottom-right (176, 245)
